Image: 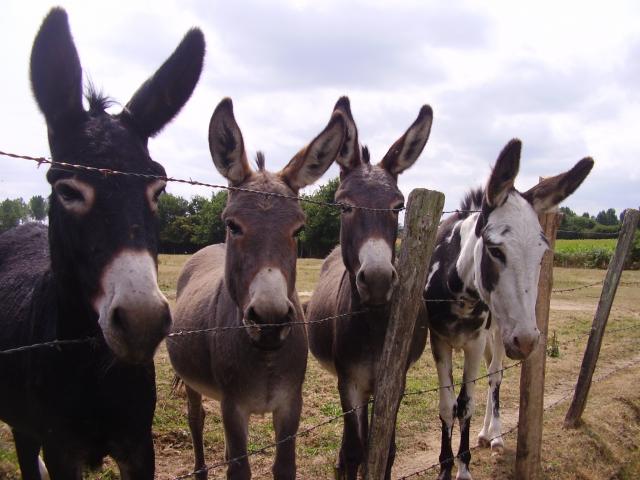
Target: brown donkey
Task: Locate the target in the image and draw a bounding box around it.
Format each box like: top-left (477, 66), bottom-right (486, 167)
top-left (167, 98), bottom-right (346, 480)
top-left (306, 97), bottom-right (433, 479)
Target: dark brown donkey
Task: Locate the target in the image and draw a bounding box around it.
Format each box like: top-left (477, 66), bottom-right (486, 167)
top-left (306, 97), bottom-right (433, 479)
top-left (0, 8), bottom-right (204, 479)
top-left (167, 98), bottom-right (346, 480)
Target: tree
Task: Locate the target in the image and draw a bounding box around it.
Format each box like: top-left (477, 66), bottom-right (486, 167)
top-left (157, 193), bottom-right (190, 252)
top-left (559, 206), bottom-right (576, 217)
top-left (0, 198), bottom-right (29, 233)
top-left (190, 191), bottom-right (228, 247)
top-left (298, 178), bottom-right (341, 258)
top-left (595, 208), bottom-right (619, 226)
top-left (28, 195), bottom-right (48, 222)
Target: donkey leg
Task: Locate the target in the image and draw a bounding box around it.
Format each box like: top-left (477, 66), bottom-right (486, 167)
top-left (221, 398), bottom-right (250, 480)
top-left (41, 440), bottom-right (82, 480)
top-left (485, 327), bottom-right (505, 453)
top-left (431, 335), bottom-right (455, 480)
top-left (12, 429), bottom-right (43, 480)
top-left (478, 333), bottom-right (494, 448)
top-left (455, 335), bottom-right (486, 480)
top-left (384, 424), bottom-right (398, 480)
top-left (336, 376), bottom-right (368, 480)
top-left (186, 385), bottom-right (208, 480)
top-left (272, 390), bottom-right (302, 480)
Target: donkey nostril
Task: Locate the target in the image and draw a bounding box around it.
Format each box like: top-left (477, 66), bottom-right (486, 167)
top-left (247, 306), bottom-right (259, 324)
top-left (358, 270), bottom-right (366, 284)
top-left (111, 307), bottom-right (127, 332)
top-left (513, 336), bottom-right (520, 348)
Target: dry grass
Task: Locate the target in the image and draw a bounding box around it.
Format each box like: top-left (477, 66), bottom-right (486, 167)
top-left (1, 260), bottom-right (639, 479)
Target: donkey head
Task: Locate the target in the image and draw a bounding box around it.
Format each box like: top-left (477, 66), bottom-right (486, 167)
top-left (473, 139), bottom-right (594, 359)
top-left (333, 97), bottom-right (433, 307)
top-left (209, 98), bottom-right (345, 350)
top-left (31, 8), bottom-right (205, 363)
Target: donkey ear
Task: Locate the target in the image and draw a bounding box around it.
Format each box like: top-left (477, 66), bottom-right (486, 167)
top-left (208, 98), bottom-right (252, 186)
top-left (379, 105), bottom-right (433, 176)
top-left (280, 111), bottom-right (346, 193)
top-left (124, 28), bottom-right (205, 138)
top-left (30, 8), bottom-right (85, 131)
top-left (486, 139), bottom-right (521, 207)
top-left (522, 158), bottom-right (594, 213)
top-left (332, 96), bottom-right (361, 173)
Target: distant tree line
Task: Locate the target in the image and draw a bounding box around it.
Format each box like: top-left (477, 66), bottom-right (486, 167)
top-left (2, 187), bottom-right (636, 256)
top-left (156, 178), bottom-right (341, 256)
top-left (557, 206), bottom-right (637, 239)
top-left (0, 195), bottom-right (48, 232)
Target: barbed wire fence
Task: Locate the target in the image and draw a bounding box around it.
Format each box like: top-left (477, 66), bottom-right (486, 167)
top-left (2, 150), bottom-right (639, 479)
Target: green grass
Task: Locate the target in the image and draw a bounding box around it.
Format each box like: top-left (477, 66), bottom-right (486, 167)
top-left (555, 239), bottom-right (617, 253)
top-left (1, 262), bottom-right (639, 479)
top-left (554, 239), bottom-right (618, 269)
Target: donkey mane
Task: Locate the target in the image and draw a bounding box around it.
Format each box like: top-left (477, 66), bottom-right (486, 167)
top-left (361, 145), bottom-right (370, 164)
top-left (459, 187), bottom-right (483, 218)
top-left (255, 151), bottom-right (266, 171)
top-left (85, 83), bottom-right (115, 115)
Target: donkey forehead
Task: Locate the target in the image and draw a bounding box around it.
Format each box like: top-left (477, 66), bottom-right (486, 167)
top-left (337, 165), bottom-right (402, 203)
top-left (50, 113), bottom-right (163, 170)
top-left (485, 193), bottom-right (543, 244)
top-left (224, 171), bottom-right (305, 223)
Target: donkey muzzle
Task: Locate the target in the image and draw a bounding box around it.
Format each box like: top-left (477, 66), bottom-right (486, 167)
top-left (94, 250), bottom-right (172, 363)
top-left (243, 303), bottom-right (295, 350)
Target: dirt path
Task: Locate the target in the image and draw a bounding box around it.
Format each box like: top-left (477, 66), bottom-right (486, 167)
top-left (393, 350), bottom-right (640, 478)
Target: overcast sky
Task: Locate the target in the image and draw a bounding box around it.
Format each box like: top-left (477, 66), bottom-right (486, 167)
top-left (1, 0), bottom-right (638, 216)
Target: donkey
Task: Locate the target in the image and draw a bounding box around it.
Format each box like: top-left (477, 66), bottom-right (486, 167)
top-left (306, 97), bottom-right (433, 479)
top-left (0, 8), bottom-right (204, 479)
top-left (167, 98), bottom-right (346, 480)
top-left (423, 139), bottom-right (594, 480)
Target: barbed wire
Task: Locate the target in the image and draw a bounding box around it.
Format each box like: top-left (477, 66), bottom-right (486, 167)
top-left (167, 310), bottom-right (367, 337)
top-left (0, 337), bottom-right (96, 355)
top-left (552, 279), bottom-right (639, 294)
top-left (556, 229), bottom-right (621, 238)
top-left (170, 357), bottom-right (525, 479)
top-left (0, 311), bottom-right (370, 355)
top-left (403, 361), bottom-right (522, 398)
top-left (171, 401), bottom-right (371, 479)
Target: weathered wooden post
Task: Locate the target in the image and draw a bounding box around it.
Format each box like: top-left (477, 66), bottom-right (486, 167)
top-left (564, 208), bottom-right (640, 428)
top-left (514, 202), bottom-right (561, 479)
top-left (364, 188), bottom-right (444, 479)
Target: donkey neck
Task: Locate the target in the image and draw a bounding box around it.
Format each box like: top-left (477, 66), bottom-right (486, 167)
top-left (454, 212), bottom-right (481, 298)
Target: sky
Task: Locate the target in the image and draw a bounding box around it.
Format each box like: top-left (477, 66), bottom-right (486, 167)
top-left (0, 0), bottom-right (638, 216)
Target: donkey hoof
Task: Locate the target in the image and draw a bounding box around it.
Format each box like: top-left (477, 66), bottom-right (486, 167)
top-left (491, 441), bottom-right (504, 456)
top-left (333, 465), bottom-right (346, 480)
top-left (477, 435), bottom-right (491, 448)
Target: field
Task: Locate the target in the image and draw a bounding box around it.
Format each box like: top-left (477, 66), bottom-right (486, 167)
top-left (1, 256), bottom-right (639, 479)
top-left (555, 238), bottom-right (637, 269)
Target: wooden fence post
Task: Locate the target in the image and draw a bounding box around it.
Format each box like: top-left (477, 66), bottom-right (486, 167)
top-left (564, 208), bottom-right (640, 428)
top-left (364, 188), bottom-right (444, 479)
top-left (514, 206), bottom-right (561, 480)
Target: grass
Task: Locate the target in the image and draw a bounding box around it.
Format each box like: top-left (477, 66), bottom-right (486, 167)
top-left (1, 258), bottom-right (639, 479)
top-left (554, 238), bottom-right (618, 269)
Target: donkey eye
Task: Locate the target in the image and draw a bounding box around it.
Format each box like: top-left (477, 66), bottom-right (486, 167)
top-left (487, 246), bottom-right (506, 264)
top-left (152, 186), bottom-right (165, 202)
top-left (392, 202), bottom-right (405, 213)
top-left (293, 225), bottom-right (305, 238)
top-left (56, 183), bottom-right (85, 203)
top-left (226, 220), bottom-right (243, 236)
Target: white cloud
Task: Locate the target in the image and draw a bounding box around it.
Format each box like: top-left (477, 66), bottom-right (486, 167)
top-left (1, 0), bottom-right (638, 216)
